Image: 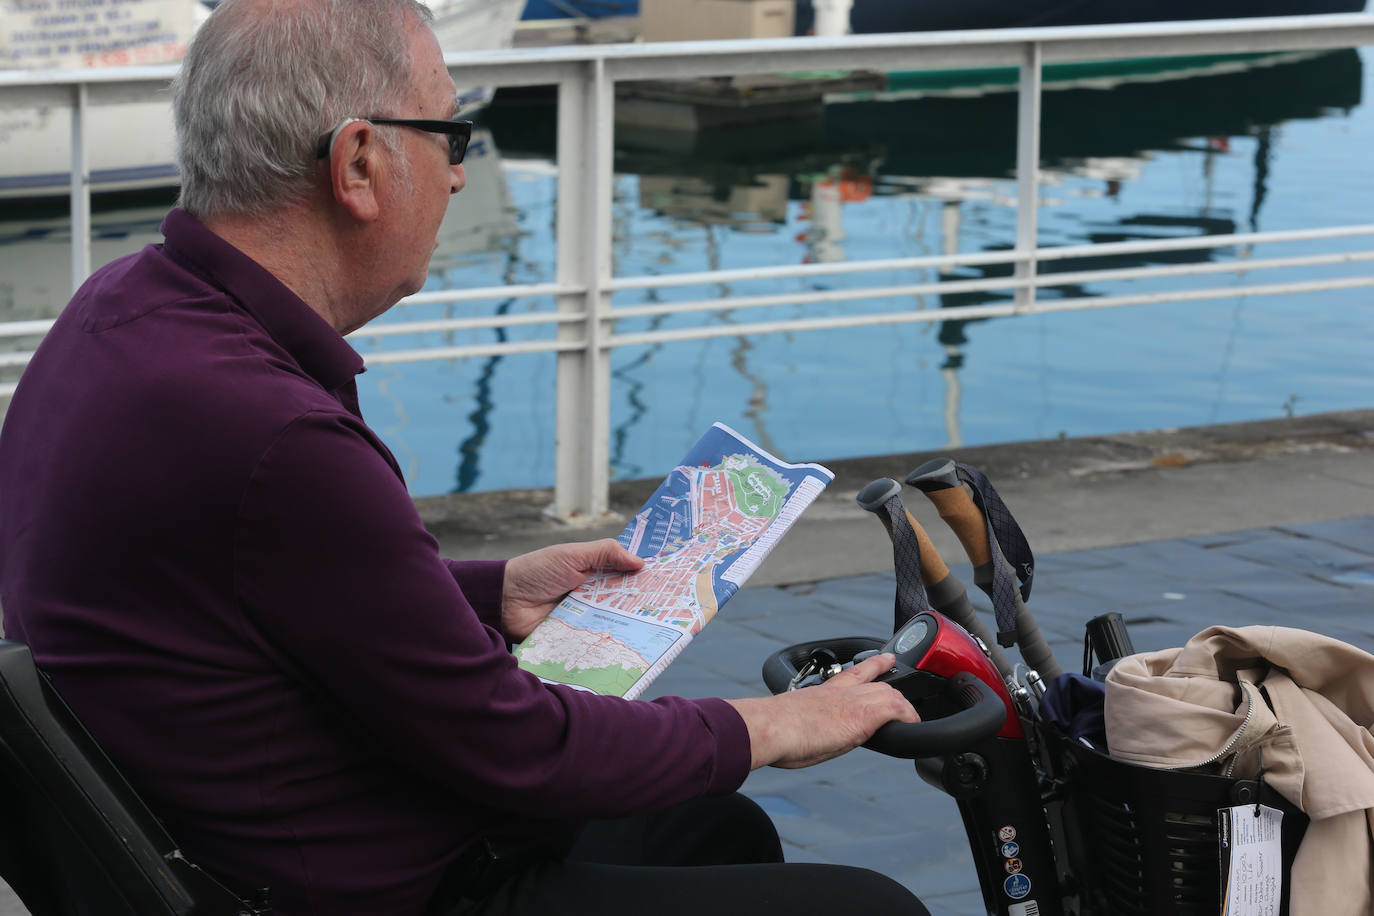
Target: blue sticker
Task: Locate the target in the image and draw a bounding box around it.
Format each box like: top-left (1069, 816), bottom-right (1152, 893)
top-left (1001, 841), bottom-right (1020, 858)
top-left (1004, 873), bottom-right (1032, 900)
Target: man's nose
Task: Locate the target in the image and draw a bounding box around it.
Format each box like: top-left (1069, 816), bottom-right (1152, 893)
top-left (450, 163), bottom-right (466, 195)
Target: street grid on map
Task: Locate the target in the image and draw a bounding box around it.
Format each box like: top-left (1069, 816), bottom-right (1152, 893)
top-left (514, 425), bottom-right (833, 698)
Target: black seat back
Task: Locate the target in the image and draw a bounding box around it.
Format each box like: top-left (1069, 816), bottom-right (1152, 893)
top-left (0, 639), bottom-right (263, 916)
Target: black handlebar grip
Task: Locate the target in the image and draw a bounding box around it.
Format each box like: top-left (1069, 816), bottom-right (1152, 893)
top-left (761, 641), bottom-right (1008, 760)
top-left (1085, 612), bottom-right (1136, 664)
top-left (863, 672), bottom-right (1006, 759)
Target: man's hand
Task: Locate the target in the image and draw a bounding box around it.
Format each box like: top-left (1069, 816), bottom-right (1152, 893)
top-left (502, 539), bottom-right (645, 642)
top-left (725, 653), bottom-right (918, 770)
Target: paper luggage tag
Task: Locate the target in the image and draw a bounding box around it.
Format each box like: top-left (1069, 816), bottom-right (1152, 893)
top-left (1219, 803), bottom-right (1283, 916)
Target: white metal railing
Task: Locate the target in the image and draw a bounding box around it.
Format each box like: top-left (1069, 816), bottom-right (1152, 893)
top-left (2, 14), bottom-right (1373, 518)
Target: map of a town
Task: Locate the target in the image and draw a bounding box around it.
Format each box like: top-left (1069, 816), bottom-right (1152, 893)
top-left (514, 423), bottom-right (833, 698)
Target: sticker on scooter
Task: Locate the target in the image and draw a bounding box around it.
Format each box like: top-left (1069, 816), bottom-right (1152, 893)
top-left (1004, 857), bottom-right (1023, 874)
top-left (1008, 902), bottom-right (1039, 916)
top-left (997, 825), bottom-right (1017, 842)
top-left (1000, 841), bottom-right (1019, 858)
top-left (1003, 873), bottom-right (1031, 899)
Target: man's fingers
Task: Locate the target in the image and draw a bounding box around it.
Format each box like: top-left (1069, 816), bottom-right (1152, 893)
top-left (585, 538), bottom-right (645, 573)
top-left (823, 656), bottom-right (919, 726)
top-left (850, 679), bottom-right (919, 724)
top-left (824, 652), bottom-right (897, 686)
top-left (880, 685), bottom-right (921, 724)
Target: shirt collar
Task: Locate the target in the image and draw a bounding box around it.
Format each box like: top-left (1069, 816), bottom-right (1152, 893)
top-left (159, 207), bottom-right (365, 393)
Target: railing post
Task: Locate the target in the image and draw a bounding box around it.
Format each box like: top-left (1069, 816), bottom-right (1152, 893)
top-left (70, 81), bottom-right (92, 294)
top-left (553, 57), bottom-right (614, 520)
top-left (1014, 42), bottom-right (1042, 312)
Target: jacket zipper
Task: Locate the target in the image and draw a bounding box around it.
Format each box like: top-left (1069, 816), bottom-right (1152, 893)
top-left (1158, 678), bottom-right (1263, 774)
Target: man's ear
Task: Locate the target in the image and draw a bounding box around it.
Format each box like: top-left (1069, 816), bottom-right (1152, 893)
top-left (328, 120), bottom-right (381, 222)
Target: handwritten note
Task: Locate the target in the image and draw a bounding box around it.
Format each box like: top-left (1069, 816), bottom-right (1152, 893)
top-left (1220, 804), bottom-right (1283, 916)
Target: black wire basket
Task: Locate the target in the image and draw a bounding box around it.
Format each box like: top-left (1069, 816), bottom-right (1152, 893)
top-left (1041, 723), bottom-right (1309, 916)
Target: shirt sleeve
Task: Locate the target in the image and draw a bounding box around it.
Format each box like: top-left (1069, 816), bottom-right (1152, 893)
top-left (442, 559), bottom-right (505, 633)
top-left (233, 410), bottom-right (751, 818)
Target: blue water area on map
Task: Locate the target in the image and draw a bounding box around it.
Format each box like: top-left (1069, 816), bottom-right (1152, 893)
top-left (614, 424), bottom-right (833, 600)
top-left (621, 465), bottom-right (697, 557)
top-left (559, 601), bottom-right (683, 663)
top-left (621, 461), bottom-right (752, 606)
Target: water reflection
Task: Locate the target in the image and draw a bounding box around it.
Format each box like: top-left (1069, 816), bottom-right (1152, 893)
top-left (473, 46), bottom-right (1366, 492)
top-left (455, 296), bottom-right (514, 493)
top-left (0, 204), bottom-right (167, 326)
top-left (1, 49), bottom-right (1368, 495)
top-left (822, 49), bottom-right (1362, 178)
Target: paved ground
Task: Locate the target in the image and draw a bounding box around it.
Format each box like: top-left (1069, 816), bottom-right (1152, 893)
top-left (2, 410), bottom-right (1372, 915)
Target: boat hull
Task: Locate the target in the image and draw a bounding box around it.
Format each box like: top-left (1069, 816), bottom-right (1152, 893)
top-left (0, 0), bottom-right (525, 200)
top-left (799, 0), bottom-right (1368, 35)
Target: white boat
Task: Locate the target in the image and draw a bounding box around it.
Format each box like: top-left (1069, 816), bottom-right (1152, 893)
top-left (0, 0), bottom-right (526, 199)
top-left (0, 126), bottom-right (515, 319)
top-left (0, 126), bottom-right (518, 408)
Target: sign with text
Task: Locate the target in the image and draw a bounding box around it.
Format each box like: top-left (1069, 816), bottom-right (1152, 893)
top-left (2, 0), bottom-right (194, 71)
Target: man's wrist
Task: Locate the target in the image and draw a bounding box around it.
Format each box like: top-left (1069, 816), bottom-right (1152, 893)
top-left (724, 697), bottom-right (778, 770)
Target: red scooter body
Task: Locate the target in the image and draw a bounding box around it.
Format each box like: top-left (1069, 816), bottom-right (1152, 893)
top-left (884, 610), bottom-right (1024, 740)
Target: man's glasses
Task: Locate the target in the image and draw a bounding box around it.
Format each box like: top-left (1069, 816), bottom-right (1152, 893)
top-left (316, 117), bottom-right (474, 165)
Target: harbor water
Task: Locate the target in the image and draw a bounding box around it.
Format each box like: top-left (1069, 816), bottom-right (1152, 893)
top-left (2, 45), bottom-right (1371, 498)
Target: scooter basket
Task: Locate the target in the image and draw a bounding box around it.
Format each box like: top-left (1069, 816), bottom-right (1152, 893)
top-left (1043, 725), bottom-right (1307, 916)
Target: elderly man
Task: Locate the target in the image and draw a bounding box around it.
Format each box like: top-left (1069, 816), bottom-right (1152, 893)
top-left (0, 1), bottom-right (931, 914)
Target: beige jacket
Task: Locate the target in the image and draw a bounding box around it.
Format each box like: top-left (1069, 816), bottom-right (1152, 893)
top-left (1105, 625), bottom-right (1374, 916)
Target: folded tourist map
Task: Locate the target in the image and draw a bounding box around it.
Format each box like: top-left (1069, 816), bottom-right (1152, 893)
top-left (514, 422), bottom-right (834, 699)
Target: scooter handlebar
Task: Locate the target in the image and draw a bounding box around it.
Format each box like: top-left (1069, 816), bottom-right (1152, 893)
top-left (761, 637), bottom-right (883, 695)
top-left (867, 672), bottom-right (1006, 759)
top-left (761, 638), bottom-right (1008, 759)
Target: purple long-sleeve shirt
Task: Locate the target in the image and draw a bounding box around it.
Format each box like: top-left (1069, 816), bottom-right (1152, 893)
top-left (0, 208), bottom-right (751, 915)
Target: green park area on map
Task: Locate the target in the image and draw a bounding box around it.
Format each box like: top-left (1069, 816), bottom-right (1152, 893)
top-left (515, 657), bottom-right (645, 695)
top-left (723, 459), bottom-right (791, 518)
top-left (512, 605), bottom-right (682, 696)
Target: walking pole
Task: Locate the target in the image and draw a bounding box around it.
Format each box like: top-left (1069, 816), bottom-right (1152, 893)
top-left (856, 478), bottom-right (1016, 681)
top-left (905, 459), bottom-right (1062, 681)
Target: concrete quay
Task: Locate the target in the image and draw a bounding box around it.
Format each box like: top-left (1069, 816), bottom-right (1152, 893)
top-left (3, 409), bottom-right (1373, 915)
top-left (420, 408), bottom-right (1374, 586)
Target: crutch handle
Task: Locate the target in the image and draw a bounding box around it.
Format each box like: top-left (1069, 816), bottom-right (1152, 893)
top-left (905, 458), bottom-right (992, 567)
top-left (856, 478), bottom-right (951, 585)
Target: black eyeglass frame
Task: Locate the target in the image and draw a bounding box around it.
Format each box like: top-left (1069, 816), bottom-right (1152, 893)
top-left (316, 117), bottom-right (473, 165)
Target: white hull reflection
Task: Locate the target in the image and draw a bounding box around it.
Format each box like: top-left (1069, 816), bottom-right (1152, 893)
top-left (0, 127), bottom-right (515, 408)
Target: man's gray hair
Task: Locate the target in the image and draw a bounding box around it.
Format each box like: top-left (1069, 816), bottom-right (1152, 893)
top-left (172, 0), bottom-right (434, 220)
